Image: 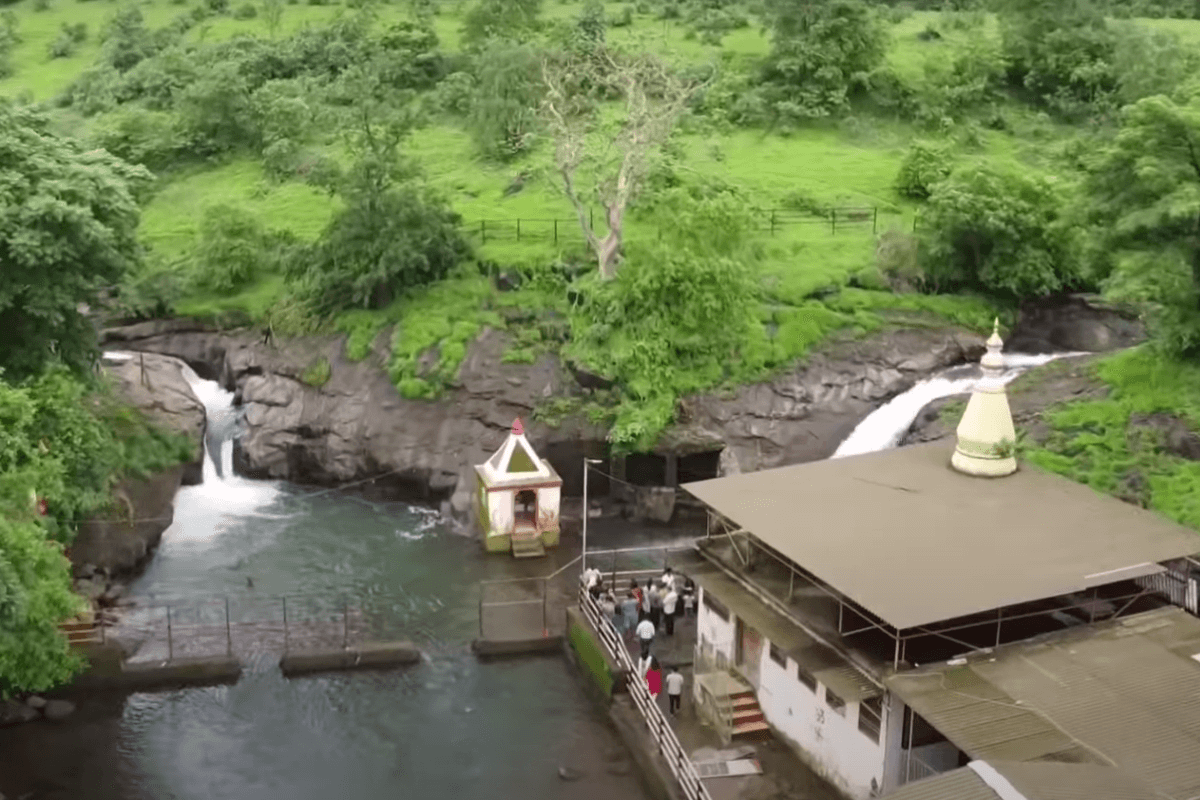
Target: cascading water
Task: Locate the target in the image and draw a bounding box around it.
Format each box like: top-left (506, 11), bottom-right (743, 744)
top-left (832, 351), bottom-right (1088, 458)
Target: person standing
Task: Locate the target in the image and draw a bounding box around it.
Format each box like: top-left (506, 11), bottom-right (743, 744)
top-left (682, 578), bottom-right (696, 618)
top-left (663, 584), bottom-right (679, 636)
top-left (601, 591), bottom-right (618, 630)
top-left (649, 581), bottom-right (664, 630)
top-left (646, 657), bottom-right (663, 701)
top-left (666, 666), bottom-right (684, 716)
top-left (620, 591), bottom-right (639, 639)
top-left (661, 566), bottom-right (676, 592)
top-left (636, 616), bottom-right (655, 662)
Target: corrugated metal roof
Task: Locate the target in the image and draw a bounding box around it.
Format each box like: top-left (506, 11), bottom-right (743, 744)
top-left (884, 768), bottom-right (997, 800)
top-left (682, 440), bottom-right (1198, 629)
top-left (992, 760), bottom-right (1162, 800)
top-left (886, 608), bottom-right (1200, 800)
top-left (689, 562), bottom-right (881, 702)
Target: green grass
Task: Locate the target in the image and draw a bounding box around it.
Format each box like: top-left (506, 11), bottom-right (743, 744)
top-left (300, 356), bottom-right (331, 387)
top-left (1024, 347), bottom-right (1200, 531)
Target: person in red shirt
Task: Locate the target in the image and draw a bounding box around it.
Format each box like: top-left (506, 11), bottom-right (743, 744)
top-left (646, 657), bottom-right (663, 700)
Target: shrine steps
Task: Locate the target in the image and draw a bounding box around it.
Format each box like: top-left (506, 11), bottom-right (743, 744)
top-left (511, 536), bottom-right (546, 559)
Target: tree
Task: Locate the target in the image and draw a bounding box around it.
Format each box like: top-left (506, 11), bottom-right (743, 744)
top-left (919, 164), bottom-right (1083, 300)
top-left (466, 40), bottom-right (544, 160)
top-left (262, 0), bottom-right (284, 39)
top-left (460, 0), bottom-right (541, 49)
top-left (997, 0), bottom-right (1117, 115)
top-left (0, 103), bottom-right (151, 382)
top-left (1084, 95), bottom-right (1200, 357)
top-left (542, 44), bottom-right (705, 279)
top-left (286, 65), bottom-right (469, 314)
top-left (756, 0), bottom-right (888, 121)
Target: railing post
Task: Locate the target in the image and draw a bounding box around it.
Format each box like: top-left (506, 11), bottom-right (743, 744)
top-left (554, 218), bottom-right (558, 244)
top-left (225, 596), bottom-right (232, 657)
top-left (479, 587), bottom-right (485, 639)
top-left (343, 600), bottom-right (349, 650)
top-left (480, 219), bottom-right (486, 243)
top-left (282, 596), bottom-right (289, 654)
top-left (516, 218), bottom-right (521, 241)
top-left (873, 206), bottom-right (878, 234)
top-left (542, 578), bottom-right (548, 636)
top-left (166, 604), bottom-right (173, 661)
top-left (770, 209), bottom-right (775, 236)
top-left (831, 208), bottom-right (836, 235)
top-left (590, 207), bottom-right (594, 230)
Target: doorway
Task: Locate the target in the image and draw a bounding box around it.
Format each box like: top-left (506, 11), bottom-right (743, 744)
top-left (735, 618), bottom-right (763, 687)
top-left (514, 489), bottom-right (537, 532)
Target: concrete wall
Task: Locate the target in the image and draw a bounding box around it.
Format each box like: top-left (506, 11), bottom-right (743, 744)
top-left (486, 488), bottom-right (515, 535)
top-left (696, 588), bottom-right (886, 800)
top-left (881, 691), bottom-right (909, 793)
top-left (538, 484), bottom-right (561, 528)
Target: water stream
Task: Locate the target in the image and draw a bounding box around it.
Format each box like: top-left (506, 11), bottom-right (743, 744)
top-left (832, 351), bottom-right (1086, 458)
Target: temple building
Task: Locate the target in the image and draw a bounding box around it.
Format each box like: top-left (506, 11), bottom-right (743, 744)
top-left (674, 322), bottom-right (1200, 799)
top-left (474, 418), bottom-right (561, 558)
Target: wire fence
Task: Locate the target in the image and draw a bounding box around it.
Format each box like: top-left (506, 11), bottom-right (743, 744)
top-left (459, 206), bottom-right (916, 246)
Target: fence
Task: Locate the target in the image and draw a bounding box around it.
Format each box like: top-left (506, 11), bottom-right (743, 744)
top-left (460, 206), bottom-right (914, 246)
top-left (478, 554), bottom-right (582, 641)
top-left (1135, 558), bottom-right (1200, 615)
top-left (578, 577), bottom-right (713, 800)
top-left (585, 544), bottom-right (709, 592)
top-left (106, 591), bottom-right (408, 664)
top-left (903, 751), bottom-right (940, 785)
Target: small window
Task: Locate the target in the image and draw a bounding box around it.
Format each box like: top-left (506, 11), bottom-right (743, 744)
top-left (769, 642), bottom-right (786, 668)
top-left (825, 688), bottom-right (846, 716)
top-left (703, 591), bottom-right (729, 622)
top-left (858, 695), bottom-right (883, 743)
top-left (796, 664), bottom-right (816, 692)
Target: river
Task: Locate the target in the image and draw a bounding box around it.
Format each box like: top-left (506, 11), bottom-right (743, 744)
top-left (0, 361), bottom-right (651, 800)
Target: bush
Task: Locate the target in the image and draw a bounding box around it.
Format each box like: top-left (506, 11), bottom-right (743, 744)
top-left (233, 2), bottom-right (257, 17)
top-left (465, 40), bottom-right (543, 160)
top-left (894, 140), bottom-right (952, 200)
top-left (33, 0), bottom-right (51, 10)
top-left (612, 5), bottom-right (633, 26)
top-left (190, 204), bottom-right (283, 293)
top-left (90, 107), bottom-right (186, 170)
top-left (875, 230), bottom-right (923, 292)
top-left (288, 180), bottom-right (471, 316)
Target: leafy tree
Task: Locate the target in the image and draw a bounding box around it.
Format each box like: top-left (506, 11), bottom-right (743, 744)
top-left (100, 6), bottom-right (159, 72)
top-left (191, 204), bottom-right (284, 293)
top-left (262, 0), bottom-right (284, 38)
top-left (576, 0), bottom-right (606, 46)
top-left (467, 40), bottom-right (544, 160)
top-left (0, 9), bottom-right (17, 78)
top-left (755, 0), bottom-right (888, 122)
top-left (0, 104), bottom-right (152, 382)
top-left (919, 163), bottom-right (1083, 300)
top-left (174, 60), bottom-right (256, 155)
top-left (542, 42), bottom-right (705, 279)
top-left (288, 66), bottom-right (469, 314)
top-left (460, 0), bottom-right (542, 49)
top-left (1111, 22), bottom-right (1200, 107)
top-left (1084, 95), bottom-right (1200, 357)
top-left (895, 140), bottom-right (953, 200)
top-left (997, 0), bottom-right (1117, 115)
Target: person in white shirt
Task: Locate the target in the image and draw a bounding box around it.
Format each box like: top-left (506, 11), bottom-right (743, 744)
top-left (662, 586), bottom-right (679, 636)
top-left (661, 567), bottom-right (676, 592)
top-left (636, 617), bottom-right (655, 661)
top-left (665, 667), bottom-right (685, 715)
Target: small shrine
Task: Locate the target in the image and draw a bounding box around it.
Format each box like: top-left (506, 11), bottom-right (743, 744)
top-left (951, 318), bottom-right (1019, 478)
top-left (474, 418), bottom-right (562, 558)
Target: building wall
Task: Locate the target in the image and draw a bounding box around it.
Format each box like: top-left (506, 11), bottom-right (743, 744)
top-left (696, 587), bottom-right (887, 800)
top-left (486, 488), bottom-right (515, 535)
top-left (537, 484), bottom-right (561, 528)
top-left (881, 690), bottom-right (908, 793)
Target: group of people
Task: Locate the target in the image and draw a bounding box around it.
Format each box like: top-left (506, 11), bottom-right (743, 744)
top-left (584, 565), bottom-right (695, 716)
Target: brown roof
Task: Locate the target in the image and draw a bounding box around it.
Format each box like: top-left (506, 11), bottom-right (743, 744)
top-left (885, 762), bottom-right (1161, 800)
top-left (688, 561), bottom-right (881, 701)
top-left (682, 440), bottom-right (1199, 629)
top-left (885, 607), bottom-right (1200, 800)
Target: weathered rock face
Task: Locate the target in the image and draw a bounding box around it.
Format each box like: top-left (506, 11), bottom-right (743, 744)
top-left (98, 350), bottom-right (207, 483)
top-left (101, 320), bottom-right (987, 529)
top-left (1006, 294), bottom-right (1145, 354)
top-left (686, 328), bottom-right (987, 473)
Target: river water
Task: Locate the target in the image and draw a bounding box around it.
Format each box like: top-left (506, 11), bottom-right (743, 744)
top-left (0, 360), bottom-right (650, 800)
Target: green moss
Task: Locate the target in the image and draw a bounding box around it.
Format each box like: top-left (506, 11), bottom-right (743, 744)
top-left (501, 347), bottom-right (538, 364)
top-left (1023, 348), bottom-right (1200, 531)
top-left (939, 399), bottom-right (967, 426)
top-left (568, 618), bottom-right (614, 698)
top-left (300, 357), bottom-right (331, 388)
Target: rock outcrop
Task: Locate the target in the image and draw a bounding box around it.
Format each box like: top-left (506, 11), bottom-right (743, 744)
top-left (102, 319), bottom-right (988, 529)
top-left (1006, 294), bottom-right (1145, 354)
top-left (98, 350), bottom-right (207, 461)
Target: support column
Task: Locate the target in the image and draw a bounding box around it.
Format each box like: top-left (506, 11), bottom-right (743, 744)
top-left (664, 452), bottom-right (678, 488)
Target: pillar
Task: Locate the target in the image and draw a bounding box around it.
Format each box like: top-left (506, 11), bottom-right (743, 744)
top-left (664, 452), bottom-right (678, 488)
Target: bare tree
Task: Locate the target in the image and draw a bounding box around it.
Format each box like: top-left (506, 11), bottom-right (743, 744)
top-left (541, 45), bottom-right (705, 280)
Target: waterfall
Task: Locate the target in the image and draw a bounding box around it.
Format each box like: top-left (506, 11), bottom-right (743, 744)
top-left (832, 351), bottom-right (1088, 459)
top-left (103, 351), bottom-right (280, 519)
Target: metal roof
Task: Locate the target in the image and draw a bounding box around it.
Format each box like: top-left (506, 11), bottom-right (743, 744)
top-left (885, 608), bottom-right (1200, 800)
top-left (884, 762), bottom-right (1162, 800)
top-left (688, 562), bottom-right (881, 702)
top-left (682, 440), bottom-right (1198, 629)
top-left (885, 767), bottom-right (997, 800)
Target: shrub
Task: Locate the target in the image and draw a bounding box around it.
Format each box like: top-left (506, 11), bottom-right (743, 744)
top-left (190, 204), bottom-right (280, 293)
top-left (233, 2), bottom-right (257, 18)
top-left (894, 140), bottom-right (952, 200)
top-left (33, 0), bottom-right (51, 10)
top-left (875, 230), bottom-right (924, 292)
top-left (90, 107), bottom-right (186, 170)
top-left (612, 5), bottom-right (633, 26)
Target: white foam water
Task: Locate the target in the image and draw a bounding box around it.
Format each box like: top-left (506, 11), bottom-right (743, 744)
top-left (832, 351), bottom-right (1088, 458)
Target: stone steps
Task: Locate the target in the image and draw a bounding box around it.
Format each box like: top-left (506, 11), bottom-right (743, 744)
top-left (511, 537), bottom-right (546, 559)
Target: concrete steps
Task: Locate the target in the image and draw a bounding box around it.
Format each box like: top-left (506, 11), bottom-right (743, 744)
top-left (729, 689), bottom-right (771, 739)
top-left (511, 536), bottom-right (546, 559)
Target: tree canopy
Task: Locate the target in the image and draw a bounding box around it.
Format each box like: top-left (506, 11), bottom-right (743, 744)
top-left (0, 103), bottom-right (151, 382)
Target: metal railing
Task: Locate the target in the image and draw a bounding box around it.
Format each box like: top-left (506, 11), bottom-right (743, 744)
top-left (106, 590), bottom-right (401, 663)
top-left (1136, 559), bottom-right (1200, 615)
top-left (478, 576), bottom-right (551, 641)
top-left (579, 578), bottom-right (713, 800)
top-left (903, 751), bottom-right (941, 785)
top-left (585, 544), bottom-right (706, 591)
